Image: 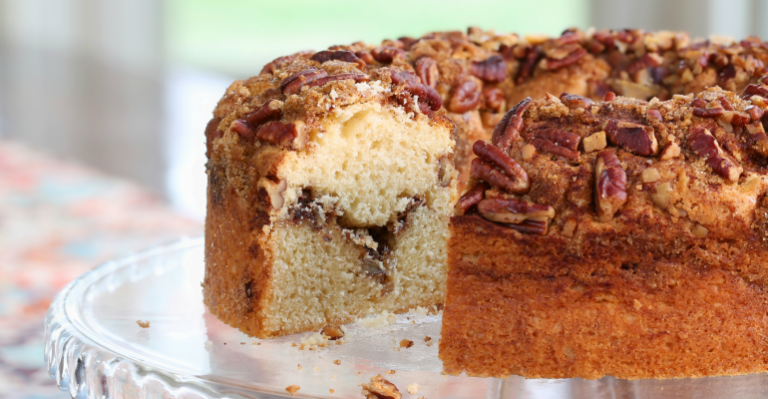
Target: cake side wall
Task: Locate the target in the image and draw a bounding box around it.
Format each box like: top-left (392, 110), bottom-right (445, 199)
top-left (440, 215), bottom-right (768, 379)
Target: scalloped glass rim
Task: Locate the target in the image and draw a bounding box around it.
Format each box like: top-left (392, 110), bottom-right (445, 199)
top-left (44, 236), bottom-right (768, 399)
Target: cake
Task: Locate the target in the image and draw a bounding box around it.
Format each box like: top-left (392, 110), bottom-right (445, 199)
top-left (439, 83), bottom-right (768, 379)
top-left (204, 27), bottom-right (768, 342)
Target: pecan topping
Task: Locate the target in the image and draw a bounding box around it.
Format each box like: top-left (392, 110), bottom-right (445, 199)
top-left (746, 122), bottom-right (768, 155)
top-left (470, 55), bottom-right (507, 82)
top-left (689, 125), bottom-right (743, 182)
top-left (603, 92), bottom-right (616, 101)
top-left (516, 45), bottom-right (541, 84)
top-left (415, 57), bottom-right (438, 88)
top-left (448, 77), bottom-right (482, 113)
top-left (693, 107), bottom-right (724, 118)
top-left (205, 117), bottom-right (223, 158)
top-left (717, 96), bottom-right (734, 111)
top-left (310, 50), bottom-right (365, 70)
top-left (691, 98), bottom-right (707, 108)
top-left (605, 120), bottom-right (658, 156)
top-left (542, 46), bottom-right (586, 70)
top-left (745, 84), bottom-right (768, 98)
top-left (720, 110), bottom-right (751, 126)
top-left (256, 121), bottom-right (305, 149)
top-left (559, 92), bottom-right (594, 110)
top-left (280, 69), bottom-right (329, 95)
top-left (594, 151), bottom-right (627, 222)
top-left (660, 141), bottom-right (681, 160)
top-left (747, 105), bottom-right (765, 121)
top-left (454, 182), bottom-right (489, 215)
top-left (371, 46), bottom-right (405, 64)
top-left (491, 97), bottom-right (531, 151)
top-left (530, 129), bottom-right (581, 160)
top-left (361, 375), bottom-right (402, 399)
top-left (521, 144), bottom-right (536, 161)
top-left (257, 177), bottom-right (287, 210)
top-left (477, 198), bottom-right (554, 235)
top-left (231, 119), bottom-right (255, 140)
top-left (355, 51), bottom-right (375, 65)
top-left (647, 109), bottom-right (662, 121)
top-left (388, 69), bottom-right (443, 112)
top-left (483, 87), bottom-right (505, 112)
top-left (471, 140), bottom-right (530, 194)
top-left (305, 73), bottom-right (369, 90)
top-left (246, 99), bottom-right (283, 127)
top-left (583, 131), bottom-right (607, 153)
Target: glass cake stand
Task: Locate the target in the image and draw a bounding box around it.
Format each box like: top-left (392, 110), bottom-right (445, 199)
top-left (44, 237), bottom-right (768, 399)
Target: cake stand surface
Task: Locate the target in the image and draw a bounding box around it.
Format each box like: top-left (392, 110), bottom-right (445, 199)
top-left (44, 237), bottom-right (768, 399)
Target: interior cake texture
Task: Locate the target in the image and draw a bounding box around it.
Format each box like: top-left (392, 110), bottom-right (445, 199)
top-left (204, 101), bottom-right (455, 338)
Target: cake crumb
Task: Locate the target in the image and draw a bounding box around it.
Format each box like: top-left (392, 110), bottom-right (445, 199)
top-left (204, 341), bottom-right (213, 346)
top-left (634, 299), bottom-right (643, 310)
top-left (240, 342), bottom-right (246, 345)
top-left (407, 383), bottom-right (419, 394)
top-left (321, 324), bottom-right (345, 340)
top-left (253, 342), bottom-right (260, 345)
top-left (357, 310), bottom-right (397, 329)
top-left (285, 385), bottom-right (300, 394)
top-left (331, 375), bottom-right (337, 379)
top-left (301, 332), bottom-right (330, 350)
top-left (360, 374), bottom-right (401, 399)
top-left (330, 389), bottom-right (335, 394)
top-left (329, 89), bottom-right (338, 100)
top-left (385, 369), bottom-right (396, 375)
top-left (291, 342), bottom-right (298, 347)
top-left (314, 366), bottom-right (321, 371)
top-left (136, 320), bottom-right (150, 328)
top-left (424, 336), bottom-right (432, 342)
top-left (333, 359), bottom-right (341, 365)
top-left (298, 364), bottom-right (302, 370)
top-left (400, 339), bottom-right (414, 348)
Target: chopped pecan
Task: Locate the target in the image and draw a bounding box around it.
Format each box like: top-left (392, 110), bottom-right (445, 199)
top-left (747, 122), bottom-right (768, 155)
top-left (747, 105), bottom-right (765, 121)
top-left (521, 144), bottom-right (536, 161)
top-left (355, 51), bottom-right (375, 65)
top-left (454, 183), bottom-right (489, 215)
top-left (720, 110), bottom-right (751, 126)
top-left (559, 92), bottom-right (594, 110)
top-left (627, 53), bottom-right (663, 77)
top-left (660, 141), bottom-right (681, 160)
top-left (651, 182), bottom-right (673, 210)
top-left (257, 177), bottom-right (287, 210)
top-left (448, 77), bottom-right (482, 113)
top-left (280, 69), bottom-right (329, 95)
top-left (691, 98), bottom-right (708, 108)
top-left (361, 375), bottom-right (402, 399)
top-left (744, 84), bottom-right (768, 98)
top-left (310, 50), bottom-right (365, 70)
top-left (583, 131), bottom-right (607, 153)
top-left (483, 87), bottom-right (505, 112)
top-left (477, 198), bottom-right (554, 235)
top-left (693, 107), bottom-right (724, 118)
top-left (415, 57), bottom-right (438, 88)
top-left (689, 125), bottom-right (743, 182)
top-left (717, 96), bottom-right (735, 111)
top-left (641, 167), bottom-right (661, 183)
top-left (470, 157), bottom-right (529, 194)
top-left (231, 119), bottom-right (255, 140)
top-left (594, 151), bottom-right (627, 222)
top-left (398, 36), bottom-right (418, 50)
top-left (246, 99), bottom-right (283, 127)
top-left (603, 92), bottom-right (616, 101)
top-left (491, 97), bottom-right (531, 151)
top-left (647, 109), bottom-right (662, 121)
top-left (437, 156), bottom-right (452, 187)
top-left (320, 324), bottom-right (345, 340)
top-left (542, 46), bottom-right (587, 70)
top-left (304, 73), bottom-right (369, 90)
top-left (470, 55), bottom-right (507, 82)
top-left (205, 117), bottom-right (223, 158)
top-left (371, 46), bottom-right (405, 64)
top-left (604, 120), bottom-right (658, 156)
top-left (530, 129), bottom-right (581, 160)
top-left (256, 121), bottom-right (305, 149)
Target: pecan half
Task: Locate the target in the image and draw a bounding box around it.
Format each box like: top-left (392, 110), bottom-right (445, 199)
top-left (454, 183), bottom-right (489, 215)
top-left (256, 121), bottom-right (305, 149)
top-left (389, 69), bottom-right (443, 112)
top-left (477, 198), bottom-right (554, 235)
top-left (280, 69), bottom-right (329, 95)
top-left (415, 57), bottom-right (438, 88)
top-left (530, 129), bottom-right (581, 160)
top-left (542, 46), bottom-right (587, 70)
top-left (472, 141), bottom-right (530, 194)
top-left (355, 51), bottom-right (375, 65)
top-left (205, 117), bottom-right (223, 158)
top-left (304, 73), bottom-right (369, 90)
top-left (559, 92), bottom-right (594, 110)
top-left (604, 120), bottom-right (658, 156)
top-left (491, 97), bottom-right (531, 151)
top-left (745, 84), bottom-right (768, 98)
top-left (361, 375), bottom-right (402, 399)
top-left (470, 55), bottom-right (507, 82)
top-left (310, 50), bottom-right (365, 70)
top-left (689, 125), bottom-right (743, 182)
top-left (516, 45), bottom-right (541, 84)
top-left (448, 77), bottom-right (482, 113)
top-left (483, 87), bottom-right (505, 112)
top-left (257, 177), bottom-right (287, 210)
top-left (246, 99), bottom-right (283, 127)
top-left (371, 46), bottom-right (405, 64)
top-left (594, 151), bottom-right (627, 222)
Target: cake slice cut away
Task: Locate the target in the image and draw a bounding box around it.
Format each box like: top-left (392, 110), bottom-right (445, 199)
top-left (203, 61), bottom-right (456, 338)
top-left (440, 85), bottom-right (768, 379)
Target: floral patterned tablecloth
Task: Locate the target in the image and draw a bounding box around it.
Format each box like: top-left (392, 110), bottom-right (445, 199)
top-left (0, 141), bottom-right (201, 398)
